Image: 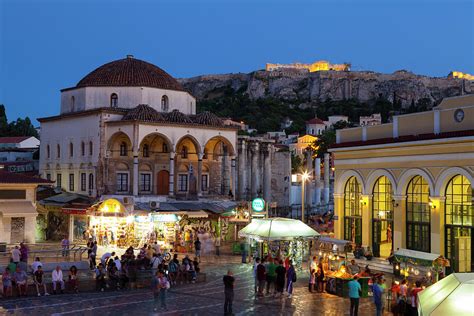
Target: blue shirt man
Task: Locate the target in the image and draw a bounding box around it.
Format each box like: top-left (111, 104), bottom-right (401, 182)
top-left (348, 276), bottom-right (361, 316)
top-left (373, 279), bottom-right (384, 316)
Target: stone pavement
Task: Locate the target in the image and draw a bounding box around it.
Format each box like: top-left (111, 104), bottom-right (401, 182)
top-left (0, 260), bottom-right (393, 316)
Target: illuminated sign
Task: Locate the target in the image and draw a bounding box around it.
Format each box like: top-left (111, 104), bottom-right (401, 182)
top-left (252, 198), bottom-right (265, 212)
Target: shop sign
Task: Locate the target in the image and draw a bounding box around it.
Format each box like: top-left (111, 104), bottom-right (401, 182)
top-left (62, 208), bottom-right (87, 215)
top-left (151, 214), bottom-right (178, 222)
top-left (252, 198), bottom-right (265, 212)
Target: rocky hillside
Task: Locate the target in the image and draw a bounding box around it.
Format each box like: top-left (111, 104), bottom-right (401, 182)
top-left (179, 69), bottom-right (472, 107)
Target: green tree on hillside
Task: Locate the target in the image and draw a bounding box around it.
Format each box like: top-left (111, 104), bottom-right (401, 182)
top-left (0, 105), bottom-right (39, 137)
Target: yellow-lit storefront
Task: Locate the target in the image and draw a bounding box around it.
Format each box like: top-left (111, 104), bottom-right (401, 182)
top-left (330, 95), bottom-right (474, 273)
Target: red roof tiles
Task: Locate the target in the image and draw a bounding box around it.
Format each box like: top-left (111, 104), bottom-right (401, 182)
top-left (0, 171), bottom-right (53, 184)
top-left (0, 136), bottom-right (31, 144)
top-left (306, 118), bottom-right (325, 125)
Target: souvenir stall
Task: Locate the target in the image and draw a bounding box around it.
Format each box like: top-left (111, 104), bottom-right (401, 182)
top-left (393, 248), bottom-right (450, 284)
top-left (315, 237), bottom-right (370, 297)
top-left (238, 217), bottom-right (320, 270)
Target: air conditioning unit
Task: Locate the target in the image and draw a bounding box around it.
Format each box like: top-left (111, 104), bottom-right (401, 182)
top-left (149, 201), bottom-right (160, 209)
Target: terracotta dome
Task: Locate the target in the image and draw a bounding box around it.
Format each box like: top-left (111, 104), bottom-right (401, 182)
top-left (76, 55), bottom-right (185, 91)
top-left (122, 104), bottom-right (165, 122)
top-left (194, 111), bottom-right (223, 127)
top-left (165, 110), bottom-right (193, 124)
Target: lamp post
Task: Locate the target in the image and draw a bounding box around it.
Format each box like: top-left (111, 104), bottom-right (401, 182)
top-left (301, 170), bottom-right (310, 222)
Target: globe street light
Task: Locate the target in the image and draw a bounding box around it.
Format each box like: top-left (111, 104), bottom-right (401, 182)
top-left (301, 170), bottom-right (310, 222)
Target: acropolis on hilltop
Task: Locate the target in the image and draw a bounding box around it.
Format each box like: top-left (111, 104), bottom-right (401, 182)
top-left (265, 60), bottom-right (350, 72)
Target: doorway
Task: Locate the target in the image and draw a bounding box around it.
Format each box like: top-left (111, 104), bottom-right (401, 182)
top-left (156, 170), bottom-right (170, 195)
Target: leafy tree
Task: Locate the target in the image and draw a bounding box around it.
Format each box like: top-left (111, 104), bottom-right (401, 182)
top-left (0, 105), bottom-right (39, 137)
top-left (291, 154), bottom-right (303, 174)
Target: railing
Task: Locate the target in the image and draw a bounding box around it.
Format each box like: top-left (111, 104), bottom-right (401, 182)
top-left (0, 244), bottom-right (89, 265)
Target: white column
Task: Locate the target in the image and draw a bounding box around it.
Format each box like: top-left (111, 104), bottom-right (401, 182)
top-left (251, 142), bottom-right (259, 198)
top-left (132, 154), bottom-right (139, 196)
top-left (238, 140), bottom-right (247, 200)
top-left (323, 153), bottom-right (330, 204)
top-left (197, 153), bottom-right (203, 197)
top-left (305, 150), bottom-right (313, 209)
top-left (314, 157), bottom-right (321, 205)
top-left (169, 151), bottom-right (175, 197)
top-left (263, 145), bottom-right (272, 203)
top-left (69, 215), bottom-right (74, 242)
top-left (231, 156), bottom-right (237, 200)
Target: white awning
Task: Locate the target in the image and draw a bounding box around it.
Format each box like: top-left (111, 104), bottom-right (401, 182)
top-left (0, 201), bottom-right (38, 217)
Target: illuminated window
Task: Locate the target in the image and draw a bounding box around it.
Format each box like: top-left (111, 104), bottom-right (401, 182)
top-left (372, 176), bottom-right (393, 257)
top-left (110, 93), bottom-right (118, 107)
top-left (445, 175), bottom-right (473, 272)
top-left (406, 176), bottom-right (430, 252)
top-left (344, 176), bottom-right (362, 245)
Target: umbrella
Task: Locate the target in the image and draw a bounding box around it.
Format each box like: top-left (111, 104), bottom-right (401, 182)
top-left (238, 217), bottom-right (320, 241)
top-left (418, 273), bottom-right (474, 316)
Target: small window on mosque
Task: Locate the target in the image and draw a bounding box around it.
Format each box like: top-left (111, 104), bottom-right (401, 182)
top-left (161, 95), bottom-right (169, 112)
top-left (162, 143), bottom-right (168, 153)
top-left (120, 142), bottom-right (128, 156)
top-left (143, 144), bottom-right (150, 157)
top-left (110, 93), bottom-right (118, 108)
top-left (181, 146), bottom-right (188, 159)
top-left (71, 96), bottom-right (75, 111)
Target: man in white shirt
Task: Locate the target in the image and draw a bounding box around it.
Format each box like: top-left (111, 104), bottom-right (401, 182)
top-left (31, 257), bottom-right (43, 273)
top-left (153, 242), bottom-right (161, 255)
top-left (11, 246), bottom-right (21, 264)
top-left (52, 265), bottom-right (65, 294)
top-left (113, 256), bottom-right (122, 272)
top-left (101, 252), bottom-right (115, 266)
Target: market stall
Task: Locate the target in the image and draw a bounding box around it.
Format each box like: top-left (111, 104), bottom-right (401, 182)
top-left (393, 248), bottom-right (450, 283)
top-left (418, 273), bottom-right (474, 316)
top-left (238, 217), bottom-right (320, 269)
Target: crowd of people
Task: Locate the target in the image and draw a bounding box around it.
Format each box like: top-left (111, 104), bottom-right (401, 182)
top-left (253, 255), bottom-right (297, 299)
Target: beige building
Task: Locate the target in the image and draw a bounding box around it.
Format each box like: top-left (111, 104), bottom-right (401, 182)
top-left (330, 94), bottom-right (474, 273)
top-left (0, 171), bottom-right (52, 243)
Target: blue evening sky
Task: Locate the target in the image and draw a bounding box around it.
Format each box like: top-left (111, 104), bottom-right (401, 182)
top-left (0, 0), bottom-right (473, 125)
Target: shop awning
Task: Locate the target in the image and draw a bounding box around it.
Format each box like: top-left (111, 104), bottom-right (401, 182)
top-left (239, 217), bottom-right (320, 241)
top-left (317, 236), bottom-right (351, 245)
top-left (394, 248), bottom-right (440, 266)
top-left (135, 201), bottom-right (238, 215)
top-left (0, 201), bottom-right (38, 217)
top-left (418, 273), bottom-right (474, 316)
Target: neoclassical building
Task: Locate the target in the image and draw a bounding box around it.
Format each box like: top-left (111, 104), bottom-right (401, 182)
top-left (330, 94), bottom-right (474, 273)
top-left (39, 56), bottom-right (238, 202)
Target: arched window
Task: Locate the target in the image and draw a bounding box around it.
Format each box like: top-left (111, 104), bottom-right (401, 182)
top-left (69, 142), bottom-right (74, 157)
top-left (445, 175), bottom-right (473, 272)
top-left (344, 176), bottom-right (362, 245)
top-left (161, 95), bottom-right (169, 112)
top-left (89, 141), bottom-right (93, 156)
top-left (181, 146), bottom-right (188, 159)
top-left (81, 142), bottom-right (85, 156)
top-left (406, 176), bottom-right (430, 252)
top-left (372, 176), bottom-right (393, 258)
top-left (88, 173), bottom-right (94, 190)
top-left (46, 145), bottom-right (50, 159)
top-left (162, 143), bottom-right (168, 153)
top-left (142, 144), bottom-right (149, 157)
top-left (110, 93), bottom-right (118, 108)
top-left (119, 142), bottom-right (128, 156)
top-left (57, 144), bottom-right (61, 158)
top-left (71, 96), bottom-right (75, 111)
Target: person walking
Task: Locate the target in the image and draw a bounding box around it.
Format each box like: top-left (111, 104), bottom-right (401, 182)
top-left (194, 238), bottom-right (201, 262)
top-left (373, 277), bottom-right (384, 316)
top-left (256, 258), bottom-right (266, 297)
top-left (265, 257), bottom-right (277, 295)
top-left (309, 256), bottom-right (317, 292)
top-left (275, 260), bottom-right (286, 297)
top-left (286, 260), bottom-right (296, 298)
top-left (52, 265), bottom-right (65, 294)
top-left (61, 236), bottom-right (70, 258)
top-left (152, 270), bottom-right (169, 312)
top-left (34, 265), bottom-right (49, 296)
top-left (19, 242), bottom-right (28, 263)
top-left (89, 241), bottom-right (97, 270)
top-left (348, 275), bottom-right (362, 316)
top-left (317, 262), bottom-right (325, 293)
top-left (253, 257), bottom-right (260, 293)
top-left (409, 281), bottom-right (423, 316)
top-left (223, 270), bottom-right (235, 315)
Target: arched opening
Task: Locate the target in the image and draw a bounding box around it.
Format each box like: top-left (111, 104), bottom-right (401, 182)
top-left (88, 173), bottom-right (94, 191)
top-left (110, 93), bottom-right (118, 108)
top-left (107, 132), bottom-right (132, 160)
top-left (46, 145), bottom-right (50, 159)
top-left (175, 136), bottom-right (201, 196)
top-left (203, 136), bottom-right (235, 195)
top-left (81, 142), bottom-right (85, 156)
top-left (57, 144), bottom-right (61, 158)
top-left (445, 175), bottom-right (473, 272)
top-left (161, 95), bottom-right (169, 112)
top-left (344, 176), bottom-right (362, 245)
top-left (372, 176), bottom-right (393, 258)
top-left (89, 141), bottom-right (93, 156)
top-left (406, 175), bottom-right (431, 252)
top-left (69, 142), bottom-right (74, 157)
top-left (71, 96), bottom-right (75, 111)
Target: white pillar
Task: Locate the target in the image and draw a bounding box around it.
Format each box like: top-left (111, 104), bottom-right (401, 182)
top-left (231, 156), bottom-right (237, 200)
top-left (197, 153), bottom-right (203, 197)
top-left (323, 153), bottom-right (330, 204)
top-left (305, 150), bottom-right (313, 209)
top-left (238, 139), bottom-right (247, 200)
top-left (69, 215), bottom-right (74, 242)
top-left (251, 142), bottom-right (259, 198)
top-left (263, 145), bottom-right (272, 204)
top-left (169, 151), bottom-right (175, 197)
top-left (314, 157), bottom-right (321, 205)
top-left (132, 154), bottom-right (139, 196)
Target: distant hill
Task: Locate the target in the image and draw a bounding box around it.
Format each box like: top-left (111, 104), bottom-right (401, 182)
top-left (178, 69), bottom-right (472, 133)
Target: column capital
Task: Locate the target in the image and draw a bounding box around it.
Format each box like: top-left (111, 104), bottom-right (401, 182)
top-left (392, 195), bottom-right (407, 201)
top-left (361, 194), bottom-right (373, 199)
top-left (198, 152), bottom-right (204, 160)
top-left (333, 193), bottom-right (344, 198)
top-left (169, 151), bottom-right (176, 158)
top-left (429, 196), bottom-right (446, 202)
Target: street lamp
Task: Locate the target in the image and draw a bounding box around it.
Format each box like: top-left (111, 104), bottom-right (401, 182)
top-left (301, 170), bottom-right (310, 222)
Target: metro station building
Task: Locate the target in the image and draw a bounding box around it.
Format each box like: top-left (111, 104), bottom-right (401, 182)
top-left (330, 95), bottom-right (474, 273)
